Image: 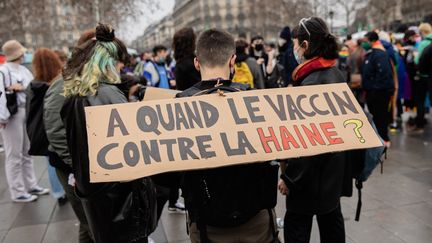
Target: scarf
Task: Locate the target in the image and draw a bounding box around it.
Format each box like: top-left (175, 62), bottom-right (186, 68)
top-left (292, 57), bottom-right (337, 83)
top-left (372, 40), bottom-right (385, 51)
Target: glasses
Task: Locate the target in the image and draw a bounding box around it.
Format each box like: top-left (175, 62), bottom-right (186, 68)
top-left (299, 17), bottom-right (312, 38)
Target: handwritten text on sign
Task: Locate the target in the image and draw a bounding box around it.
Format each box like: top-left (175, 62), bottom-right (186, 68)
top-left (85, 83), bottom-right (382, 182)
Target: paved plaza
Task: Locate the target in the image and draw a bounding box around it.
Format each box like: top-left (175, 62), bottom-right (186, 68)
top-left (0, 119), bottom-right (431, 243)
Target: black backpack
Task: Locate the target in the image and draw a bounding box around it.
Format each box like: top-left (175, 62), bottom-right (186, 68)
top-left (177, 81), bottom-right (279, 242)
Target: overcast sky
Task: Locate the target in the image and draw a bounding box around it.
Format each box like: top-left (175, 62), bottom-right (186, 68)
top-left (118, 0), bottom-right (348, 44)
top-left (118, 0), bottom-right (175, 44)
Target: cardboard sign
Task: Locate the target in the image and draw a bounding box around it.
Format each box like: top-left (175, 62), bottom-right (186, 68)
top-left (85, 83), bottom-right (382, 182)
top-left (143, 87), bottom-right (180, 101)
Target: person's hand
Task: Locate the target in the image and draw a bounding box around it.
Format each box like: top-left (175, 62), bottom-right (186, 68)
top-left (0, 123), bottom-right (6, 129)
top-left (278, 179), bottom-right (289, 196)
top-left (7, 83), bottom-right (24, 92)
top-left (170, 80), bottom-right (176, 87)
top-left (268, 49), bottom-right (276, 58)
top-left (257, 58), bottom-right (265, 65)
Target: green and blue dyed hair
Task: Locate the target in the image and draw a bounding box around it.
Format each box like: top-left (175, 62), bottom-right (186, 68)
top-left (63, 23), bottom-right (129, 97)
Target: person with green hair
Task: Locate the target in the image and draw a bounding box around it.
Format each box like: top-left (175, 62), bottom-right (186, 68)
top-left (61, 23), bottom-right (157, 243)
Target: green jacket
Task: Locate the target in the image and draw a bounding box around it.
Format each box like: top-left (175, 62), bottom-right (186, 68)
top-left (43, 76), bottom-right (72, 166)
top-left (415, 33), bottom-right (432, 65)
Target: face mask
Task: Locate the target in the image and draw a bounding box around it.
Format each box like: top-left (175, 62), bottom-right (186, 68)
top-left (278, 38), bottom-right (287, 47)
top-left (158, 57), bottom-right (165, 64)
top-left (294, 46), bottom-right (304, 64)
top-left (361, 42), bottom-right (372, 50)
top-left (255, 44), bottom-right (264, 51)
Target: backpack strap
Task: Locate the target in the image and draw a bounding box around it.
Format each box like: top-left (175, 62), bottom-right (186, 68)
top-left (355, 180), bottom-right (363, 221)
top-left (267, 209), bottom-right (280, 243)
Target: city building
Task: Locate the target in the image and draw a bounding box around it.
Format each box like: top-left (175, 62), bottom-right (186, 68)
top-left (133, 0), bottom-right (292, 52)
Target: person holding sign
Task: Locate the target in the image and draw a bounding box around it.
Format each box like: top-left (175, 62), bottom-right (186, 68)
top-left (61, 24), bottom-right (157, 243)
top-left (176, 29), bottom-right (280, 243)
top-left (279, 17), bottom-right (349, 243)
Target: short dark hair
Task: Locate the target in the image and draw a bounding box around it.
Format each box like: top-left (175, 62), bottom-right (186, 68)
top-left (173, 27), bottom-right (196, 61)
top-left (365, 31), bottom-right (379, 42)
top-left (296, 17), bottom-right (339, 60)
top-left (196, 29), bottom-right (235, 68)
top-left (153, 45), bottom-right (167, 55)
top-left (235, 39), bottom-right (249, 55)
top-left (251, 35), bottom-right (264, 43)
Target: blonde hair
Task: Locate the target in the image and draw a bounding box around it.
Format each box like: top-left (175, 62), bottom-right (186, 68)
top-left (419, 23), bottom-right (432, 36)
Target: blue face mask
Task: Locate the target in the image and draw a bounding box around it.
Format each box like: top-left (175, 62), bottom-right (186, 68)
top-left (294, 47), bottom-right (303, 64)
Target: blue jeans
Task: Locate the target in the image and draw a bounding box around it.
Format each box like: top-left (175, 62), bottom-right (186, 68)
top-left (47, 159), bottom-right (65, 199)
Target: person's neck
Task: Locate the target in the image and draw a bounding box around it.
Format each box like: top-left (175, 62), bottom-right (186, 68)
top-left (200, 67), bottom-right (230, 81)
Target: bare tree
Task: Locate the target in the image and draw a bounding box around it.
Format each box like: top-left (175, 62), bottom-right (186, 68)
top-left (334, 0), bottom-right (367, 33)
top-left (369, 0), bottom-right (398, 30)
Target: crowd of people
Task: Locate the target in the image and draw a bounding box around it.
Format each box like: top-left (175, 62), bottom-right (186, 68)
top-left (0, 15), bottom-right (431, 243)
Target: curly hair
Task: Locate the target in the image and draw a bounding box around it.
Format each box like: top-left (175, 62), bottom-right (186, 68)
top-left (63, 23), bottom-right (129, 97)
top-left (172, 27), bottom-right (196, 61)
top-left (32, 48), bottom-right (63, 83)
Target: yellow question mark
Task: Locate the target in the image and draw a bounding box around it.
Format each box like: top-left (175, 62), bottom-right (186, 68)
top-left (343, 119), bottom-right (366, 143)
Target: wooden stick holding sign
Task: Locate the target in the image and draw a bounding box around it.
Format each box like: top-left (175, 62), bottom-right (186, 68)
top-left (85, 83), bottom-right (382, 182)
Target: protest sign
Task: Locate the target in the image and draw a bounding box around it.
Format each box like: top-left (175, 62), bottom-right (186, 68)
top-left (143, 87), bottom-right (180, 101)
top-left (85, 83), bottom-right (382, 182)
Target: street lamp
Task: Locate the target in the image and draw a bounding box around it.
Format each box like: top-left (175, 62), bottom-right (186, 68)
top-left (329, 10), bottom-right (334, 33)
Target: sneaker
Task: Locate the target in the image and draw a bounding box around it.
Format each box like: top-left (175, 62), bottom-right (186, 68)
top-left (168, 202), bottom-right (186, 213)
top-left (13, 194), bottom-right (38, 203)
top-left (28, 187), bottom-right (50, 196)
top-left (148, 237), bottom-right (155, 243)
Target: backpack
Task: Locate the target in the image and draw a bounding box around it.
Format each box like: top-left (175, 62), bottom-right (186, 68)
top-left (232, 62), bottom-right (254, 88)
top-left (351, 112), bottom-right (387, 221)
top-left (177, 81), bottom-right (279, 242)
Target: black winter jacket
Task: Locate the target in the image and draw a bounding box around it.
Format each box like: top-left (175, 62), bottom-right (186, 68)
top-left (26, 81), bottom-right (50, 156)
top-left (175, 56), bottom-right (201, 91)
top-left (282, 66), bottom-right (352, 215)
top-left (361, 48), bottom-right (395, 93)
top-left (61, 83), bottom-right (157, 243)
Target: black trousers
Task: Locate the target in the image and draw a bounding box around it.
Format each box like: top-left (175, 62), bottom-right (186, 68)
top-left (366, 90), bottom-right (391, 141)
top-left (284, 204), bottom-right (345, 243)
top-left (414, 76), bottom-right (432, 128)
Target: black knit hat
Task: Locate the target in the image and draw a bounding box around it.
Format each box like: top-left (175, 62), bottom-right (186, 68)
top-left (279, 26), bottom-right (291, 40)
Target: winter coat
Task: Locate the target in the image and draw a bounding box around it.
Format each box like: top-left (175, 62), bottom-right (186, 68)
top-left (43, 76), bottom-right (73, 173)
top-left (282, 66), bottom-right (352, 215)
top-left (174, 55), bottom-right (201, 90)
top-left (26, 80), bottom-right (50, 156)
top-left (361, 48), bottom-right (395, 93)
top-left (61, 83), bottom-right (157, 243)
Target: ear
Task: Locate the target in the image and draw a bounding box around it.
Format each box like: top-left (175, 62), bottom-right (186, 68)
top-left (302, 40), bottom-right (309, 50)
top-left (230, 54), bottom-right (237, 66)
top-left (194, 57), bottom-right (200, 71)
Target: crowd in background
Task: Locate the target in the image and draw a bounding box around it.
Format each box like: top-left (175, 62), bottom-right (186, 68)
top-left (0, 15), bottom-right (431, 243)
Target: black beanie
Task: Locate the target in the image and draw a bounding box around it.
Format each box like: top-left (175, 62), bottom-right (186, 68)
top-left (280, 26), bottom-right (291, 40)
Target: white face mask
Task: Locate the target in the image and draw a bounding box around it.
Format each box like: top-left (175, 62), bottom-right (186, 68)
top-left (278, 38), bottom-right (287, 47)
